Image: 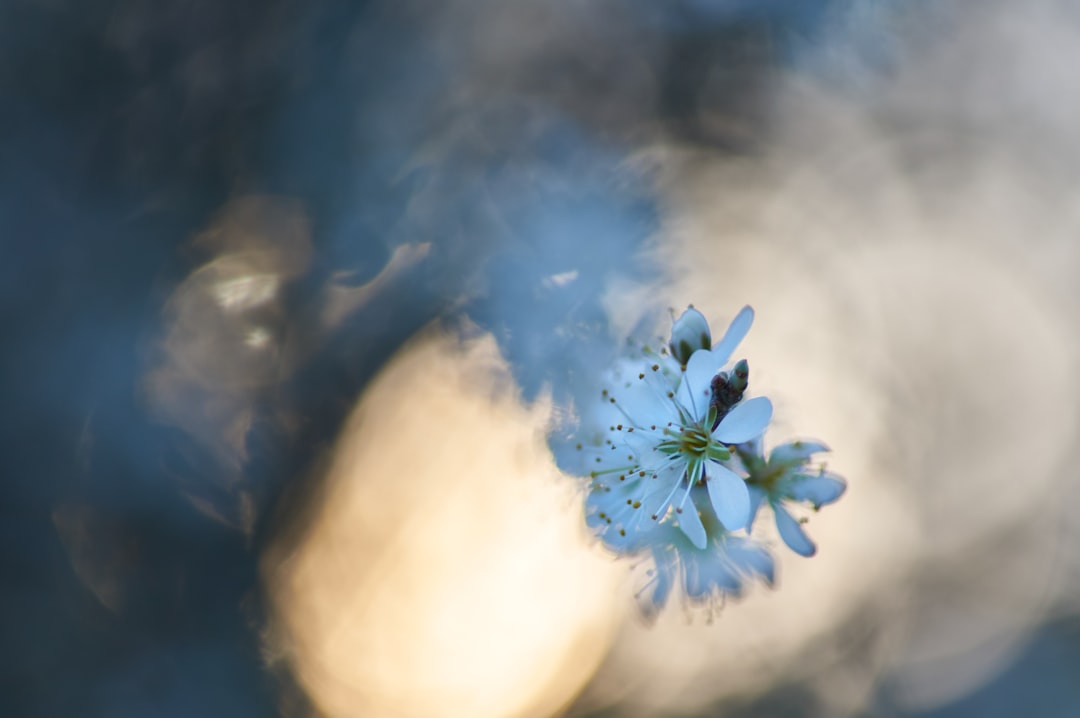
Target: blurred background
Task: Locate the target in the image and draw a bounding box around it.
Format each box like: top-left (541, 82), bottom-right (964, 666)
top-left (4, 0), bottom-right (1080, 716)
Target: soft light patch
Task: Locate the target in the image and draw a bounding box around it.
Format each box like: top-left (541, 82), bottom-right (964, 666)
top-left (264, 329), bottom-right (622, 718)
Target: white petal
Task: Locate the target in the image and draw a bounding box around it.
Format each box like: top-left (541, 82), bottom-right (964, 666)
top-left (774, 504), bottom-right (816, 557)
top-left (676, 499), bottom-right (707, 549)
top-left (640, 357), bottom-right (681, 395)
top-left (688, 551), bottom-right (741, 596)
top-left (622, 429), bottom-right (668, 470)
top-left (746, 484), bottom-right (769, 530)
top-left (713, 396), bottom-right (773, 444)
top-left (724, 535), bottom-right (776, 585)
top-left (642, 462), bottom-right (686, 518)
top-left (638, 546), bottom-right (675, 619)
top-left (649, 461), bottom-right (699, 523)
top-left (675, 347), bottom-right (724, 420)
top-left (585, 480), bottom-right (662, 552)
top-left (711, 305), bottom-right (754, 366)
top-left (609, 374), bottom-right (677, 428)
top-left (768, 440), bottom-right (829, 466)
top-left (787, 472), bottom-right (847, 507)
top-left (580, 445), bottom-right (624, 475)
top-left (682, 561), bottom-right (706, 598)
top-left (585, 508), bottom-right (643, 553)
top-left (705, 461), bottom-right (751, 531)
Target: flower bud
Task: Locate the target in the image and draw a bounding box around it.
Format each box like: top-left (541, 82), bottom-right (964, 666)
top-left (669, 307), bottom-right (712, 364)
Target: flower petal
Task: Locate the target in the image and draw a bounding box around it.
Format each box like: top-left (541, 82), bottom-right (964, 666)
top-left (585, 498), bottom-right (637, 549)
top-left (713, 396), bottom-right (773, 444)
top-left (684, 549), bottom-right (741, 598)
top-left (609, 374), bottom-right (678, 428)
top-left (638, 546), bottom-right (675, 619)
top-left (711, 305), bottom-right (754, 366)
top-left (746, 484), bottom-right (769, 530)
top-left (675, 347), bottom-right (724, 420)
top-left (622, 429), bottom-right (670, 471)
top-left (642, 461), bottom-right (687, 519)
top-left (585, 473), bottom-right (672, 553)
top-left (724, 535), bottom-right (776, 585)
top-left (787, 472), bottom-right (847, 507)
top-left (676, 499), bottom-right (707, 549)
top-left (705, 461), bottom-right (751, 531)
top-left (768, 440), bottom-right (830, 467)
top-left (774, 504), bottom-right (816, 557)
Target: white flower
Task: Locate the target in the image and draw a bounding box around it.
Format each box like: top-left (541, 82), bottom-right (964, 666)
top-left (736, 439), bottom-right (847, 557)
top-left (554, 304), bottom-right (850, 617)
top-left (634, 508), bottom-right (775, 618)
top-left (578, 306), bottom-right (772, 551)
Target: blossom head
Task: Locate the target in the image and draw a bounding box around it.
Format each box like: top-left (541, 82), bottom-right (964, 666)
top-left (556, 303), bottom-right (848, 618)
top-left (738, 440), bottom-right (848, 557)
top-left (579, 306), bottom-right (772, 552)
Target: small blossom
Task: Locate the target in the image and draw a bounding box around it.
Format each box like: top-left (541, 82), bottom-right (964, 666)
top-left (578, 307), bottom-right (772, 551)
top-left (557, 304), bottom-right (848, 618)
top-left (736, 439), bottom-right (847, 557)
top-left (634, 503), bottom-right (775, 618)
top-left (668, 306), bottom-right (711, 364)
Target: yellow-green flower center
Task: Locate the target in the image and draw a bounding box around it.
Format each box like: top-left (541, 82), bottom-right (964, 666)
top-left (656, 408), bottom-right (731, 466)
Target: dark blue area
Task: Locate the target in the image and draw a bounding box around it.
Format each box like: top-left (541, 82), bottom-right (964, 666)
top-left (631, 0), bottom-right (836, 34)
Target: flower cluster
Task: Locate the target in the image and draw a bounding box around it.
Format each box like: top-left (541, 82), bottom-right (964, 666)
top-left (563, 306), bottom-right (846, 616)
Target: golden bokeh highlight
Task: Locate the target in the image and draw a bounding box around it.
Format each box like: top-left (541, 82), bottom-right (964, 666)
top-left (263, 329), bottom-right (624, 718)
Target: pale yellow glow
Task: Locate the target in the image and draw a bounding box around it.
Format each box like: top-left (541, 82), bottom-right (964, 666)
top-left (264, 330), bottom-right (623, 718)
top-left (212, 272), bottom-right (280, 312)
